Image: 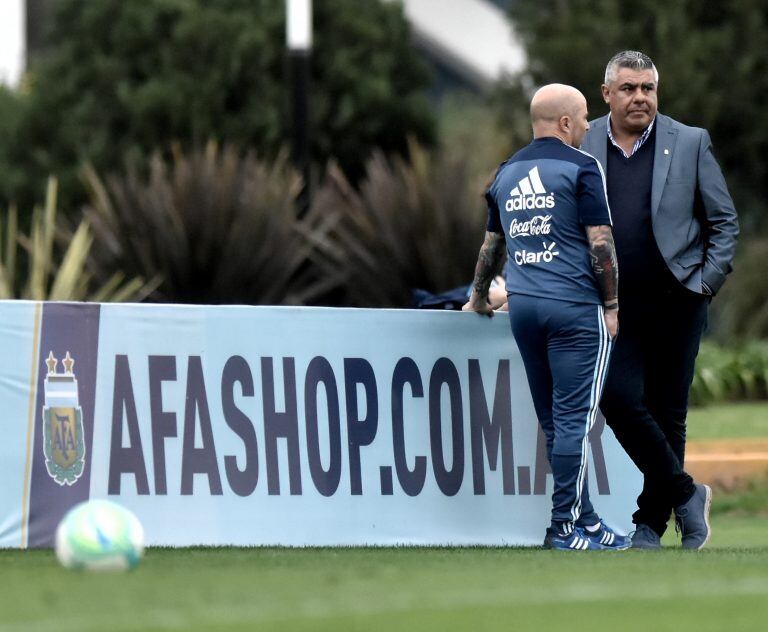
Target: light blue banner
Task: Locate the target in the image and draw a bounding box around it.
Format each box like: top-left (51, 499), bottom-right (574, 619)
top-left (0, 301), bottom-right (641, 547)
top-left (0, 301), bottom-right (40, 547)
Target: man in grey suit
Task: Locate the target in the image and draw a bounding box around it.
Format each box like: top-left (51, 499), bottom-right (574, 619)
top-left (580, 51), bottom-right (738, 549)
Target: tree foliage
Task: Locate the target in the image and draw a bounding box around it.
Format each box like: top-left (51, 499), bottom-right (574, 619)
top-left (311, 143), bottom-right (488, 308)
top-left (0, 178), bottom-right (153, 301)
top-left (502, 0), bottom-right (768, 224)
top-left (80, 139), bottom-right (490, 307)
top-left (3, 0), bottom-right (434, 208)
top-left (710, 239), bottom-right (768, 341)
top-left (0, 87), bottom-right (26, 202)
top-left (84, 144), bottom-right (340, 305)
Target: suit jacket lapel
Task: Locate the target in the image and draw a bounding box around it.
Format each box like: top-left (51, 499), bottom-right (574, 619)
top-left (589, 116), bottom-right (609, 171)
top-left (651, 114), bottom-right (678, 218)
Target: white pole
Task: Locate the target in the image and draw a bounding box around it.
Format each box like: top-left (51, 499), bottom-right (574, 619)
top-left (0, 0), bottom-right (26, 88)
top-left (286, 0), bottom-right (313, 217)
top-left (286, 0), bottom-right (312, 51)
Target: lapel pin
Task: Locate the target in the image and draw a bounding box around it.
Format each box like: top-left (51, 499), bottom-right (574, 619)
top-left (664, 148), bottom-right (670, 155)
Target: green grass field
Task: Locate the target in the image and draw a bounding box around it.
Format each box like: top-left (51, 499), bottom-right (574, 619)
top-left (2, 402), bottom-right (765, 632)
top-left (1, 515), bottom-right (766, 632)
top-left (687, 401), bottom-right (768, 440)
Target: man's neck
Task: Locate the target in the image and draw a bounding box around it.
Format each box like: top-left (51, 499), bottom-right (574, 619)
top-left (608, 116), bottom-right (652, 157)
top-left (533, 130), bottom-right (570, 145)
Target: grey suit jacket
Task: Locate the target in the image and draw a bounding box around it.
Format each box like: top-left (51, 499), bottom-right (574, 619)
top-left (580, 113), bottom-right (739, 295)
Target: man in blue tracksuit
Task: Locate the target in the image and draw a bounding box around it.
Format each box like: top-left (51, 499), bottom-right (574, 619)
top-left (465, 84), bottom-right (629, 550)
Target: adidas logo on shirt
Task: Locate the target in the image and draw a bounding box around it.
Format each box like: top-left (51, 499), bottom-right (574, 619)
top-left (506, 166), bottom-right (555, 212)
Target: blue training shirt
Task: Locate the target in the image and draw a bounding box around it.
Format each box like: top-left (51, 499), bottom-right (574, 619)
top-left (486, 136), bottom-right (612, 305)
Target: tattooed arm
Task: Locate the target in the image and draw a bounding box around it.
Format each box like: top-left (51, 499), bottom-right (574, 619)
top-left (463, 231), bottom-right (507, 317)
top-left (585, 224), bottom-right (619, 337)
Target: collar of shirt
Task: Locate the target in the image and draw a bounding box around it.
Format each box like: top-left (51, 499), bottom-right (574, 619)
top-left (607, 116), bottom-right (656, 158)
top-left (532, 135), bottom-right (567, 145)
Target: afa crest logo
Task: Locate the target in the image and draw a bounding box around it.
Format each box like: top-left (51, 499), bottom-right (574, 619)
top-left (42, 351), bottom-right (86, 486)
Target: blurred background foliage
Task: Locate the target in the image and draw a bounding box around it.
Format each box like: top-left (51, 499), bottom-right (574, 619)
top-left (502, 0), bottom-right (768, 232)
top-left (0, 178), bottom-right (153, 301)
top-left (0, 0), bottom-right (766, 404)
top-left (710, 239), bottom-right (768, 341)
top-left (78, 138), bottom-right (490, 307)
top-left (309, 142), bottom-right (488, 308)
top-left (690, 341), bottom-right (768, 406)
top-left (83, 143), bottom-right (340, 305)
top-left (0, 0), bottom-right (435, 212)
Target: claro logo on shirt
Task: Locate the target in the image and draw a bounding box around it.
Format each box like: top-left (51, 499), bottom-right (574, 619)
top-left (506, 166), bottom-right (555, 212)
top-left (514, 241), bottom-right (560, 265)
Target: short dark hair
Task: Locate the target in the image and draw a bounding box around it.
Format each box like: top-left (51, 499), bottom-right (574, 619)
top-left (604, 50), bottom-right (659, 84)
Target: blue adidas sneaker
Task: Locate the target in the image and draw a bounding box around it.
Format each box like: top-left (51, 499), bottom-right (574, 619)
top-left (581, 522), bottom-right (631, 550)
top-left (543, 526), bottom-right (611, 551)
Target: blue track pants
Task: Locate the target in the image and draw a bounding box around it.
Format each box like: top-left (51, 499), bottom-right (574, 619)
top-left (508, 294), bottom-right (613, 532)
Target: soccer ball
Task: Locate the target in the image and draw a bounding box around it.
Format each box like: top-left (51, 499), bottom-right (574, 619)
top-left (55, 499), bottom-right (144, 571)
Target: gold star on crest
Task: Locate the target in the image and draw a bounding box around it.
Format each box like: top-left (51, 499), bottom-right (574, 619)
top-left (45, 351), bottom-right (58, 375)
top-left (62, 352), bottom-right (75, 375)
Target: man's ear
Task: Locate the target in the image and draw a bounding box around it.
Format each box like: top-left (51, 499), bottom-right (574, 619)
top-left (601, 84), bottom-right (610, 104)
top-left (559, 114), bottom-right (571, 134)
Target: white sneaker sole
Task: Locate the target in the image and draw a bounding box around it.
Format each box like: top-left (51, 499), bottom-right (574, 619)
top-left (696, 484), bottom-right (713, 551)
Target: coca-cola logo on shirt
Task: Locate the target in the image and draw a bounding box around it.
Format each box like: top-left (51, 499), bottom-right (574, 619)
top-left (508, 214), bottom-right (552, 239)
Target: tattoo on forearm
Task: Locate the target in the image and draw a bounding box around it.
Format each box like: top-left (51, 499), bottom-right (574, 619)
top-left (472, 232), bottom-right (506, 298)
top-left (586, 225), bottom-right (619, 306)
